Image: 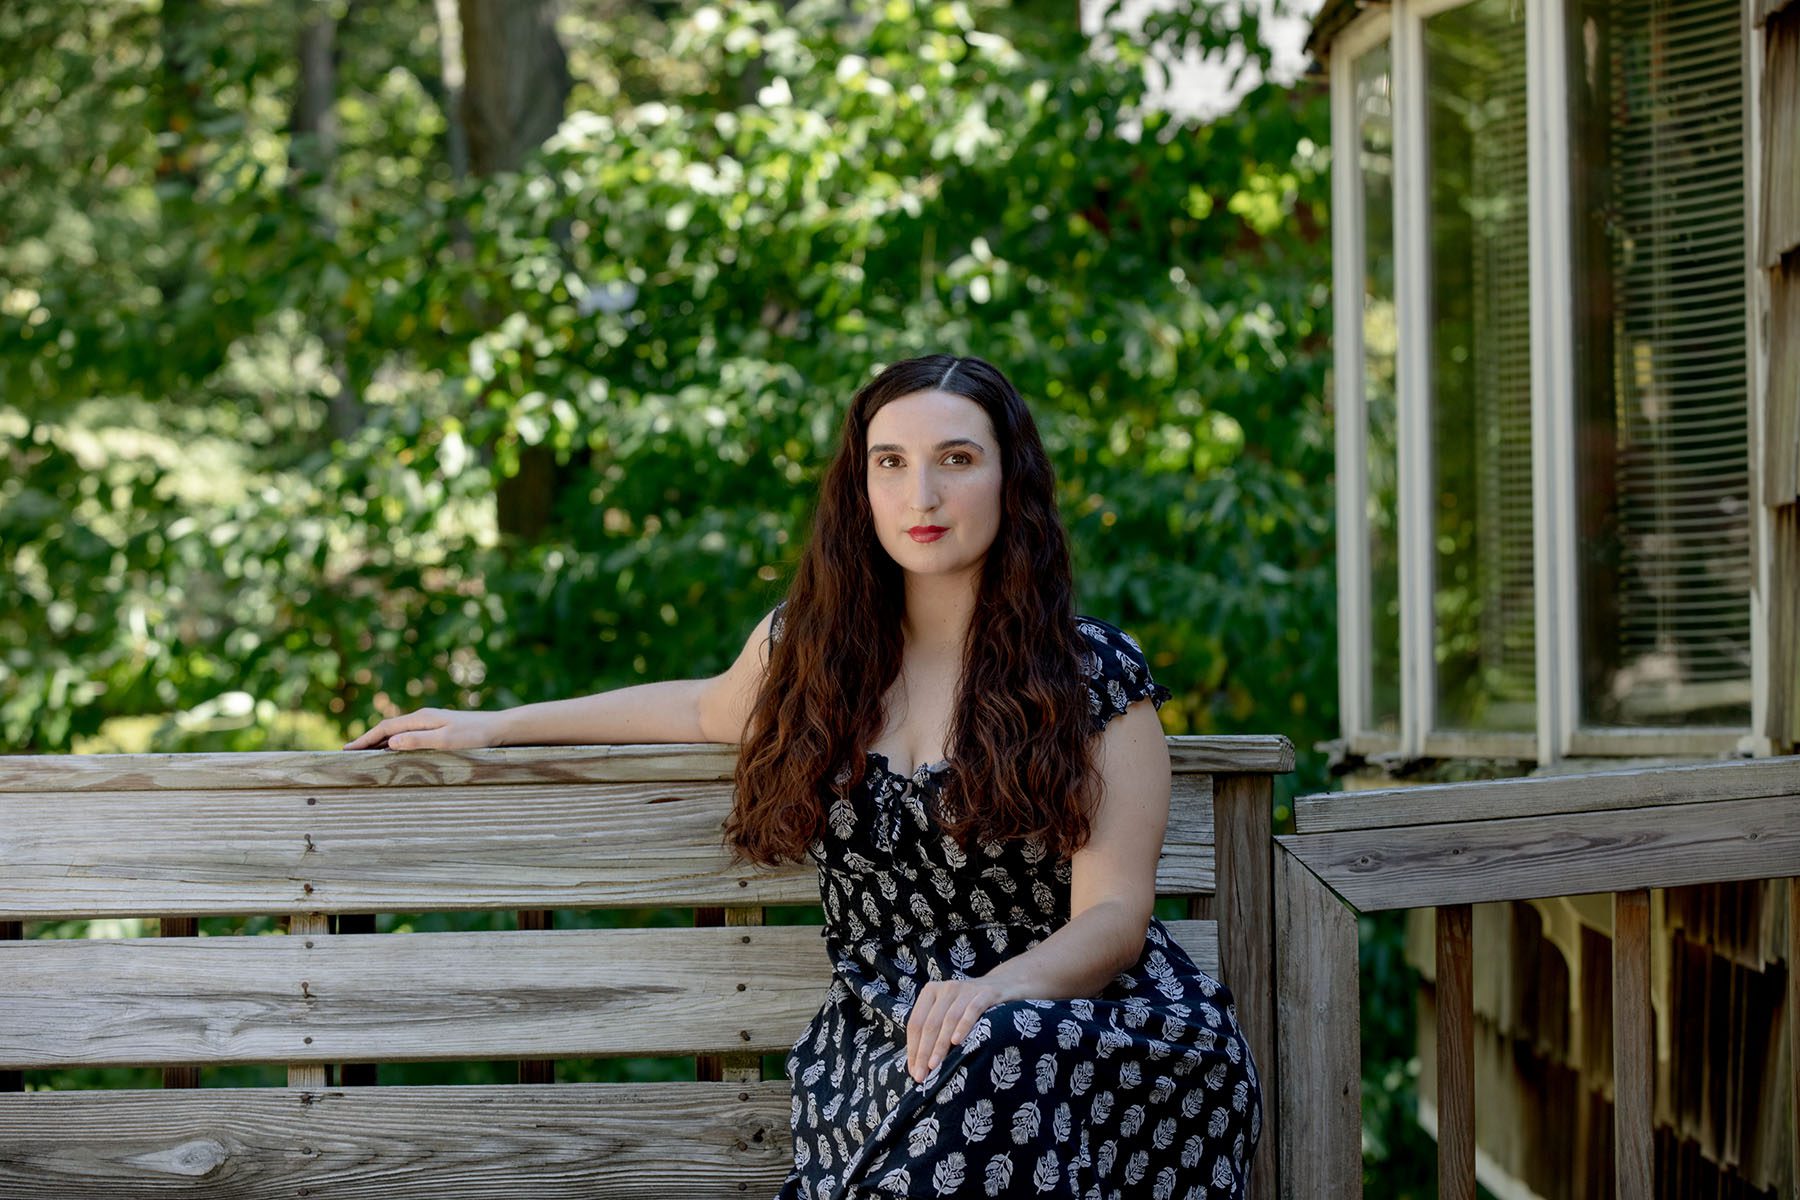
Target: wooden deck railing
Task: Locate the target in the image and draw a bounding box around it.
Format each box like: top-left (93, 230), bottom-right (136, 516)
top-left (1275, 755), bottom-right (1800, 1199)
top-left (0, 735), bottom-right (1292, 1198)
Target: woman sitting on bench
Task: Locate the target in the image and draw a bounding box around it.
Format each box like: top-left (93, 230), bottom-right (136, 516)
top-left (346, 353), bottom-right (1262, 1199)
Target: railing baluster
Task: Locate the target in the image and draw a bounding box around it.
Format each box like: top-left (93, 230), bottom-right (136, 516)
top-left (1273, 845), bottom-right (1361, 1199)
top-left (1789, 876), bottom-right (1799, 1196)
top-left (1612, 889), bottom-right (1653, 1197)
top-left (1436, 904), bottom-right (1475, 1200)
top-left (1214, 771), bottom-right (1279, 1200)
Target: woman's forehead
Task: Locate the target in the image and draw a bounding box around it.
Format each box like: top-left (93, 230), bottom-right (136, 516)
top-left (868, 390), bottom-right (995, 443)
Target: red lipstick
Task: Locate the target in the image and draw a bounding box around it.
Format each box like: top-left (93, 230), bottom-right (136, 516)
top-left (908, 526), bottom-right (947, 542)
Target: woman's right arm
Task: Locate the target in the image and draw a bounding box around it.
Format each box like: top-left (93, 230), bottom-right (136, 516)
top-left (342, 606), bottom-right (780, 751)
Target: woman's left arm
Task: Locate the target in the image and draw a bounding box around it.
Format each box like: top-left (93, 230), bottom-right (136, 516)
top-left (903, 699), bottom-right (1170, 1082)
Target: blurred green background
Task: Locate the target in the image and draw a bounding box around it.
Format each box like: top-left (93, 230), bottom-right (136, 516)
top-left (0, 0), bottom-right (1437, 1192)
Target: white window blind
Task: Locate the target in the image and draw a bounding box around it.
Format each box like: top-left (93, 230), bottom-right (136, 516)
top-left (1569, 0), bottom-right (1753, 726)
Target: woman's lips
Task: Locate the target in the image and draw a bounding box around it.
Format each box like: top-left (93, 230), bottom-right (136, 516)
top-left (908, 526), bottom-right (947, 542)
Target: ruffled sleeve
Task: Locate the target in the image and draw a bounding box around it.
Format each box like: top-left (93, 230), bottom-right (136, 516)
top-left (1076, 615), bottom-right (1173, 732)
top-left (769, 598), bottom-right (788, 646)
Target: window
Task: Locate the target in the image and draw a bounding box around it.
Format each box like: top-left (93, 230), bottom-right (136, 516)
top-left (1423, 0), bottom-right (1536, 732)
top-left (1330, 0), bottom-right (1754, 760)
top-left (1357, 45), bottom-right (1402, 735)
top-left (1567, 0), bottom-right (1753, 728)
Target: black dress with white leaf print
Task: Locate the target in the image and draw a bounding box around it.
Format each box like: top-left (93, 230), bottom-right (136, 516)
top-left (770, 605), bottom-right (1262, 1200)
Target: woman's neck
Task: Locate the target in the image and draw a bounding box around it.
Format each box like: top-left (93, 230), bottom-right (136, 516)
top-left (900, 563), bottom-right (981, 658)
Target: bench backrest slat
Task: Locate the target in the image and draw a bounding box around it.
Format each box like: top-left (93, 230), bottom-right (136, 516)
top-left (0, 1081), bottom-right (797, 1199)
top-left (0, 777), bottom-right (1214, 919)
top-left (0, 920), bottom-right (1220, 1071)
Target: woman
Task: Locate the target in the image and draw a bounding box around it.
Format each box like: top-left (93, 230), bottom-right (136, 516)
top-left (345, 354), bottom-right (1262, 1199)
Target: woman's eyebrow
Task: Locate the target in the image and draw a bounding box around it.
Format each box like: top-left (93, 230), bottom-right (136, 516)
top-left (867, 438), bottom-right (986, 455)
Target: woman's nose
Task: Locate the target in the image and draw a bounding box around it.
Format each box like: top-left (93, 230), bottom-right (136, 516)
top-left (909, 469), bottom-right (940, 513)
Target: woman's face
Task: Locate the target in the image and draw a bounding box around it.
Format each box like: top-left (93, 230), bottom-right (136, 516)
top-left (865, 389), bottom-right (1004, 578)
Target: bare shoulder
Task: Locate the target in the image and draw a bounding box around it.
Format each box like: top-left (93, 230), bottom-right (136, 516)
top-left (695, 603), bottom-right (782, 745)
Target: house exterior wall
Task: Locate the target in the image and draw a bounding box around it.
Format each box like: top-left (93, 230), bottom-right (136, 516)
top-left (1316, 0), bottom-right (1800, 1188)
top-left (1759, 0), bottom-right (1800, 751)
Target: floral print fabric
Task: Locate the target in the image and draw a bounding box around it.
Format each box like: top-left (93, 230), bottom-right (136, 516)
top-left (771, 607), bottom-right (1261, 1199)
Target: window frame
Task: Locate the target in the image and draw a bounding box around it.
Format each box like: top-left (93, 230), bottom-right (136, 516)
top-left (1327, 0), bottom-right (1767, 766)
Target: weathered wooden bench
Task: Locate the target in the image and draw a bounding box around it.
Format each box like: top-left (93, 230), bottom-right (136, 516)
top-left (0, 736), bottom-right (1294, 1199)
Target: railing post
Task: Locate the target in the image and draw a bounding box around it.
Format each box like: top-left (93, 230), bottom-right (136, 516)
top-left (1273, 841), bottom-right (1362, 1199)
top-left (1214, 772), bottom-right (1279, 1199)
top-left (1436, 904), bottom-right (1474, 1200)
top-left (1789, 876), bottom-right (1799, 1197)
top-left (1612, 889), bottom-right (1653, 1197)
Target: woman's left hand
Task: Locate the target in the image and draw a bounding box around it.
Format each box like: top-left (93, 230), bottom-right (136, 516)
top-left (903, 976), bottom-right (1023, 1084)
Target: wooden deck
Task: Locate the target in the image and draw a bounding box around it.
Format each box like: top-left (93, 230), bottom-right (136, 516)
top-left (1279, 755), bottom-right (1800, 1198)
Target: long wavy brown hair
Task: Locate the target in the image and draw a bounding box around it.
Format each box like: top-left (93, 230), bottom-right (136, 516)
top-left (723, 354), bottom-right (1104, 869)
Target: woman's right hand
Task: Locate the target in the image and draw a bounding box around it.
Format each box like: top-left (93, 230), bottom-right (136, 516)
top-left (342, 707), bottom-right (503, 751)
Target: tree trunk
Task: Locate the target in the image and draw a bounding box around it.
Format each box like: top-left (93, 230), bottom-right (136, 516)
top-left (457, 0), bottom-right (573, 543)
top-left (458, 0), bottom-right (569, 176)
top-left (289, 8), bottom-right (363, 444)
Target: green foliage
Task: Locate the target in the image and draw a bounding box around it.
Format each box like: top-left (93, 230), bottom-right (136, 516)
top-left (2, 0), bottom-right (1335, 771)
top-left (0, 2), bottom-right (1431, 1191)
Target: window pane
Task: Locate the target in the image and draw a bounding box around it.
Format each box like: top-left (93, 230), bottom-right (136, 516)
top-left (1424, 0), bottom-right (1537, 732)
top-left (1358, 44), bottom-right (1401, 734)
top-left (1568, 0), bottom-right (1752, 727)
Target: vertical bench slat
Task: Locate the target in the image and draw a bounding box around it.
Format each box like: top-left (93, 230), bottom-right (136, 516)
top-left (517, 909), bottom-right (556, 1084)
top-left (1612, 888), bottom-right (1654, 1195)
top-left (1435, 904), bottom-right (1475, 1200)
top-left (0, 920), bottom-right (17, 1092)
top-left (287, 912), bottom-right (331, 1089)
top-left (156, 917), bottom-right (202, 1089)
top-left (1214, 772), bottom-right (1279, 1200)
top-left (1273, 843), bottom-right (1361, 1199)
top-left (695, 906), bottom-right (767, 1084)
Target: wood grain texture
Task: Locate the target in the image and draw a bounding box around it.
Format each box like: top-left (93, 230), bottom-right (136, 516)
top-left (694, 905), bottom-right (766, 1085)
top-left (0, 925), bottom-right (833, 1069)
top-left (0, 775), bottom-right (1215, 918)
top-left (1213, 773), bottom-right (1279, 1200)
top-left (157, 919), bottom-right (201, 1090)
top-left (1294, 755), bottom-right (1800, 834)
top-left (0, 919), bottom-right (1223, 1072)
top-left (0, 1081), bottom-right (793, 1199)
top-left (1790, 876), bottom-right (1798, 1200)
top-left (1763, 14), bottom-right (1799, 265)
top-left (0, 735), bottom-right (1291, 792)
top-left (1435, 905), bottom-right (1474, 1200)
top-left (1281, 794), bottom-right (1800, 912)
top-left (285, 912), bottom-right (331, 1089)
top-left (1612, 890), bottom-right (1654, 1198)
top-left (1273, 845), bottom-right (1361, 1200)
top-left (0, 922), bottom-right (16, 1093)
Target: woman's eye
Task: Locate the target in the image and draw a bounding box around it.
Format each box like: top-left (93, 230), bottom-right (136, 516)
top-left (945, 452), bottom-right (971, 465)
